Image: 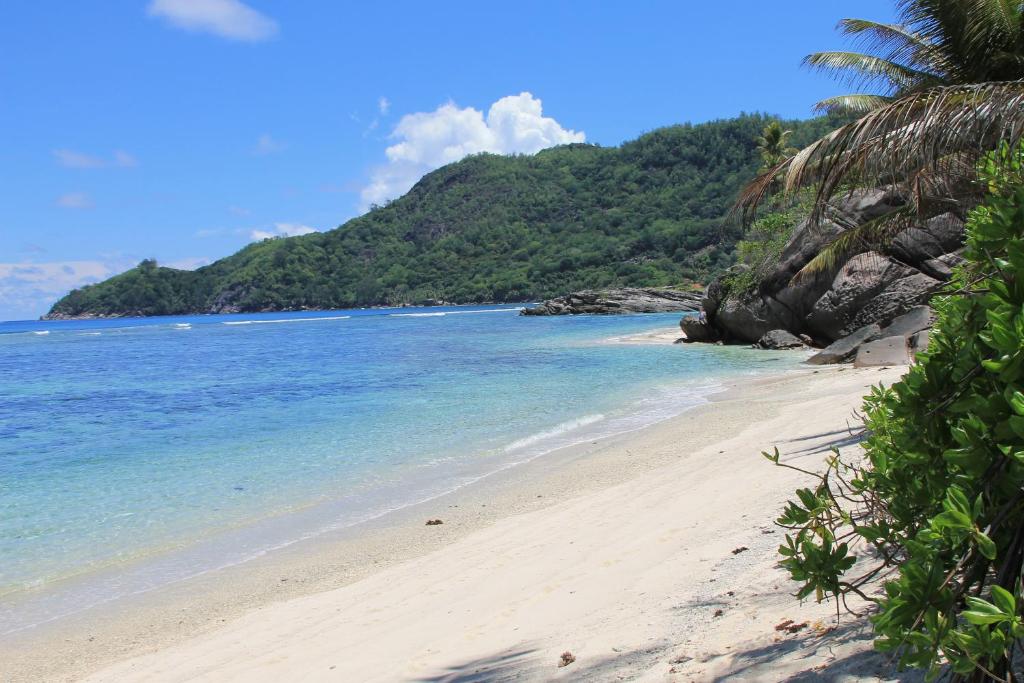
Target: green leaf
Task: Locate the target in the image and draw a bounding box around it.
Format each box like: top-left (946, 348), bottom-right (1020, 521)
top-left (932, 509), bottom-right (972, 531)
top-left (1008, 390), bottom-right (1024, 416)
top-left (991, 585), bottom-right (1016, 615)
top-left (1010, 415), bottom-right (1024, 440)
top-left (990, 321), bottom-right (1018, 351)
top-left (963, 599), bottom-right (1008, 625)
top-left (974, 530), bottom-right (997, 560)
top-left (946, 487), bottom-right (970, 515)
top-left (984, 357), bottom-right (1009, 373)
top-left (796, 488), bottom-right (818, 510)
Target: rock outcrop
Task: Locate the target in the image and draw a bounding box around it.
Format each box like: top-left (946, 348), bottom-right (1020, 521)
top-left (874, 304), bottom-right (935, 340)
top-left (806, 306), bottom-right (935, 365)
top-left (806, 324), bottom-right (883, 365)
top-left (854, 336), bottom-right (912, 367)
top-left (890, 213), bottom-right (966, 269)
top-left (679, 315), bottom-right (721, 342)
top-left (754, 329), bottom-right (806, 350)
top-left (521, 288), bottom-right (703, 316)
top-left (694, 189), bottom-right (962, 353)
top-left (806, 253), bottom-right (917, 340)
top-left (714, 296), bottom-right (787, 343)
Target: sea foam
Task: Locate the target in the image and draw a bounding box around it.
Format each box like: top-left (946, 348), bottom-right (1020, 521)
top-left (222, 315), bottom-right (351, 325)
top-left (503, 414), bottom-right (606, 453)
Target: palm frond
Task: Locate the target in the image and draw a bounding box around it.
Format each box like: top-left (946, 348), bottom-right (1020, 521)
top-left (962, 0), bottom-right (1024, 80)
top-left (735, 160), bottom-right (793, 225)
top-left (786, 81), bottom-right (1024, 223)
top-left (795, 206), bottom-right (916, 279)
top-left (837, 18), bottom-right (947, 74)
top-left (896, 0), bottom-right (986, 82)
top-left (803, 51), bottom-right (938, 93)
top-left (813, 94), bottom-right (896, 115)
top-left (963, 0), bottom-right (1022, 40)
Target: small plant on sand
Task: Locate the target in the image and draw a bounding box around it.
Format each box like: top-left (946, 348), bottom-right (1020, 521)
top-left (768, 143), bottom-right (1024, 682)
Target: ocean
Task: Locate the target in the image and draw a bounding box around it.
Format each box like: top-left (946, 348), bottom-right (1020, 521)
top-left (0, 305), bottom-right (802, 633)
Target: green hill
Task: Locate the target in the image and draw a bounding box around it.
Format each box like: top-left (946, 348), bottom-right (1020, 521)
top-left (45, 113), bottom-right (845, 319)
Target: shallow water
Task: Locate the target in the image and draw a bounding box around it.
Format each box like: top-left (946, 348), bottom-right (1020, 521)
top-left (0, 306), bottom-right (802, 632)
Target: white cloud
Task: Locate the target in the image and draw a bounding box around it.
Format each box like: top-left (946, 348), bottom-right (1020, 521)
top-left (249, 222), bottom-right (318, 241)
top-left (360, 92), bottom-right (583, 209)
top-left (147, 0), bottom-right (278, 42)
top-left (0, 260), bottom-right (128, 321)
top-left (378, 96), bottom-right (390, 115)
top-left (53, 149), bottom-right (137, 169)
top-left (228, 205), bottom-right (251, 216)
top-left (253, 133), bottom-right (286, 155)
top-left (56, 192), bottom-right (94, 209)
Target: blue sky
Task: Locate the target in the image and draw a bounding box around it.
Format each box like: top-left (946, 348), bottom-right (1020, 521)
top-left (0, 0), bottom-right (897, 321)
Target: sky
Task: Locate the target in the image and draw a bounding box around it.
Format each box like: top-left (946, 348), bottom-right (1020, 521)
top-left (0, 0), bottom-right (898, 321)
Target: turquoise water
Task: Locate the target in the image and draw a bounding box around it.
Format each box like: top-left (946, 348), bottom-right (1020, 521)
top-left (0, 306), bottom-right (800, 633)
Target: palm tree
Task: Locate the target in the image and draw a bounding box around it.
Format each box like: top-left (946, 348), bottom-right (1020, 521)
top-left (755, 121), bottom-right (798, 172)
top-left (805, 1), bottom-right (1024, 115)
top-left (738, 0), bottom-right (1024, 257)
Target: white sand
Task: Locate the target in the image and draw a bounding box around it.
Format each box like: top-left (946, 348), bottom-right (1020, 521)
top-left (605, 326), bottom-right (686, 344)
top-left (50, 365), bottom-right (918, 683)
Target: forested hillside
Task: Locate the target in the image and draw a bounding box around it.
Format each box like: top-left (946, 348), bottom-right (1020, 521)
top-left (46, 113), bottom-right (845, 318)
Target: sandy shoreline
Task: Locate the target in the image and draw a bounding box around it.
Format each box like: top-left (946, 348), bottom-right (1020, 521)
top-left (605, 326), bottom-right (687, 344)
top-left (3, 363), bottom-right (915, 682)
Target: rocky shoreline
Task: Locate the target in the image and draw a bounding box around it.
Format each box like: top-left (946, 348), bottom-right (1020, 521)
top-left (520, 287), bottom-right (703, 316)
top-left (677, 188), bottom-right (961, 366)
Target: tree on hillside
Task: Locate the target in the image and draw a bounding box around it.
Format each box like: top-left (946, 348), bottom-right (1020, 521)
top-left (738, 0), bottom-right (1024, 261)
top-left (755, 121), bottom-right (798, 172)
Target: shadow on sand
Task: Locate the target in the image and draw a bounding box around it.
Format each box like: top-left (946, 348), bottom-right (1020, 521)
top-left (777, 426), bottom-right (866, 457)
top-left (699, 619), bottom-right (926, 682)
top-left (410, 643), bottom-right (667, 682)
top-left (407, 625), bottom-right (927, 681)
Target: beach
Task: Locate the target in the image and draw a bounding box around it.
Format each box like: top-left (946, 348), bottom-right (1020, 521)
top-left (4, 363), bottom-right (914, 682)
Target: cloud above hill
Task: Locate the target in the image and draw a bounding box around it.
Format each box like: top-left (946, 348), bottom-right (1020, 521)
top-left (0, 260), bottom-right (124, 320)
top-left (250, 222), bottom-right (318, 241)
top-left (360, 92), bottom-right (584, 210)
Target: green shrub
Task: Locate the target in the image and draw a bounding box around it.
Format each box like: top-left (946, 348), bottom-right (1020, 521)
top-left (720, 204), bottom-right (803, 298)
top-left (769, 143), bottom-right (1024, 681)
